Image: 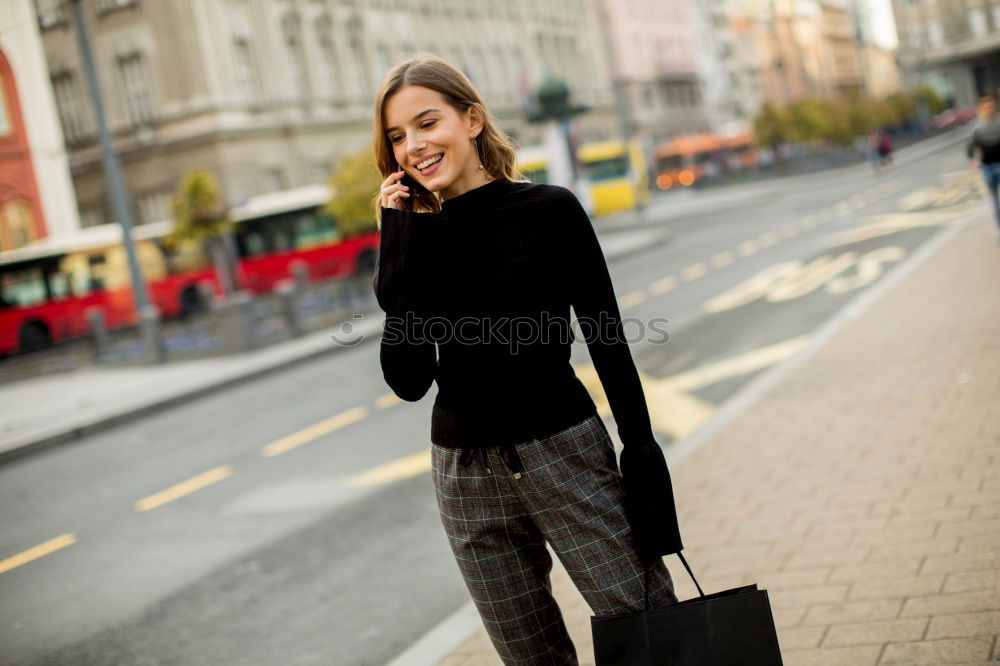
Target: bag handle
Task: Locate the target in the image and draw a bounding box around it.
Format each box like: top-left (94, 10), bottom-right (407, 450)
top-left (643, 551), bottom-right (705, 611)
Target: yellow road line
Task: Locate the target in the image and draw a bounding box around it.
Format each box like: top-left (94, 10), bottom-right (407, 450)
top-left (619, 290), bottom-right (647, 310)
top-left (711, 250), bottom-right (734, 268)
top-left (758, 231), bottom-right (779, 247)
top-left (650, 275), bottom-right (677, 294)
top-left (0, 533), bottom-right (76, 575)
top-left (344, 448), bottom-right (431, 487)
top-left (134, 466), bottom-right (233, 512)
top-left (662, 335), bottom-right (811, 392)
top-left (681, 262), bottom-right (707, 281)
top-left (737, 240), bottom-right (757, 256)
top-left (262, 406), bottom-right (368, 457)
top-left (375, 393), bottom-right (400, 409)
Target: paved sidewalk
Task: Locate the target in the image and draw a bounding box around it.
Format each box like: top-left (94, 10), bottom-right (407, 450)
top-left (431, 211), bottom-right (1000, 665)
top-left (0, 225), bottom-right (668, 465)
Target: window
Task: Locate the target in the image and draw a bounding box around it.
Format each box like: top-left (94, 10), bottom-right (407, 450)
top-left (137, 191), bottom-right (170, 225)
top-left (282, 12), bottom-right (308, 101)
top-left (314, 17), bottom-right (343, 101)
top-left (583, 156), bottom-right (629, 182)
top-left (232, 38), bottom-right (260, 103)
top-left (97, 0), bottom-right (138, 16)
top-left (0, 266), bottom-right (48, 307)
top-left (343, 16), bottom-right (368, 101)
top-left (0, 72), bottom-right (11, 137)
top-left (115, 53), bottom-right (154, 126)
top-left (261, 167), bottom-right (287, 193)
top-left (969, 9), bottom-right (987, 35)
top-left (373, 43), bottom-right (391, 82)
top-left (35, 0), bottom-right (67, 30)
top-left (79, 207), bottom-right (105, 229)
top-left (51, 72), bottom-right (90, 143)
top-left (927, 20), bottom-right (943, 46)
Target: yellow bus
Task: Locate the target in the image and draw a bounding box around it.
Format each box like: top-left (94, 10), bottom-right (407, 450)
top-left (514, 145), bottom-right (550, 184)
top-left (576, 139), bottom-right (650, 216)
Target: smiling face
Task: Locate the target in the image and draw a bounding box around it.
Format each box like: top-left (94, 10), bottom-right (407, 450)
top-left (384, 84), bottom-right (491, 202)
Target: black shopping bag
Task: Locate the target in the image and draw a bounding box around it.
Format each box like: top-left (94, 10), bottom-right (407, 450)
top-left (591, 552), bottom-right (783, 665)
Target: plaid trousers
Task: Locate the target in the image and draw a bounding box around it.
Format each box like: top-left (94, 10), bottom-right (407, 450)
top-left (431, 412), bottom-right (679, 665)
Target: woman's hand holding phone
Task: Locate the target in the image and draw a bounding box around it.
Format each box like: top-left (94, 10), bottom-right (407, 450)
top-left (380, 168), bottom-right (411, 210)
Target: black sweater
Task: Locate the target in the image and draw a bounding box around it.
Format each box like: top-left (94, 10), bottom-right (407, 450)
top-left (373, 177), bottom-right (683, 558)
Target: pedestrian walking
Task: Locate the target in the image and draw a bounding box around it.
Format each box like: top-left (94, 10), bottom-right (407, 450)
top-left (967, 92), bottom-right (1000, 243)
top-left (371, 54), bottom-right (684, 665)
top-left (877, 129), bottom-right (894, 167)
top-left (867, 130), bottom-right (883, 173)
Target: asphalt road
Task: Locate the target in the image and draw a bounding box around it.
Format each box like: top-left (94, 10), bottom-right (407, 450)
top-left (0, 138), bottom-right (984, 666)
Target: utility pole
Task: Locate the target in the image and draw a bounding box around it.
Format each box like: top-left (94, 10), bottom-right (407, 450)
top-left (69, 0), bottom-right (163, 362)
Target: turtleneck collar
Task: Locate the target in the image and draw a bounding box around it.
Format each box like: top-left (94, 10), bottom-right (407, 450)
top-left (439, 177), bottom-right (515, 218)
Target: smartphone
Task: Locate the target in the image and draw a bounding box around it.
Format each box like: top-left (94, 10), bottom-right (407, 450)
top-left (392, 162), bottom-right (418, 211)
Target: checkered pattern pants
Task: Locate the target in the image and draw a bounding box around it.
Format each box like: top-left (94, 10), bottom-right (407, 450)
top-left (431, 412), bottom-right (679, 665)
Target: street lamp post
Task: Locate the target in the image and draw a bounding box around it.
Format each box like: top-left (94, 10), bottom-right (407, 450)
top-left (69, 0), bottom-right (163, 363)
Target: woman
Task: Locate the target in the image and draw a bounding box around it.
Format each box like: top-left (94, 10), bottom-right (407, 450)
top-left (371, 54), bottom-right (683, 665)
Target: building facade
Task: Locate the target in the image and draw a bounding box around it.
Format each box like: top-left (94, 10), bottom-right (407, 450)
top-left (0, 0), bottom-right (79, 251)
top-left (36, 0), bottom-right (640, 232)
top-left (695, 0), bottom-right (767, 134)
top-left (592, 0), bottom-right (709, 147)
top-left (891, 0), bottom-right (1000, 107)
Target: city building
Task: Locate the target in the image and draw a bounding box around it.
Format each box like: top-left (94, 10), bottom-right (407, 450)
top-left (0, 0), bottom-right (79, 250)
top-left (850, 0), bottom-right (901, 98)
top-left (695, 0), bottom-right (767, 134)
top-left (35, 0), bottom-right (632, 231)
top-left (891, 0), bottom-right (1000, 106)
top-left (591, 0), bottom-right (709, 146)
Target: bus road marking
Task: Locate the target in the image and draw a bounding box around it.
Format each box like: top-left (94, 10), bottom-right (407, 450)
top-left (134, 466), bottom-right (233, 512)
top-left (0, 533), bottom-right (77, 575)
top-left (262, 406), bottom-right (368, 457)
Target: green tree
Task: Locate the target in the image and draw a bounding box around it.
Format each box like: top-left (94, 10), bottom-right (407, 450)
top-left (911, 84), bottom-right (947, 115)
top-left (170, 169), bottom-right (240, 296)
top-left (827, 93), bottom-right (879, 145)
top-left (752, 102), bottom-right (788, 152)
top-left (883, 92), bottom-right (916, 126)
top-left (324, 148), bottom-right (381, 238)
top-left (783, 97), bottom-right (835, 144)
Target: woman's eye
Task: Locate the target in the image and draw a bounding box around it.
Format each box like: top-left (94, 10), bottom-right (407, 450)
top-left (389, 121), bottom-right (435, 143)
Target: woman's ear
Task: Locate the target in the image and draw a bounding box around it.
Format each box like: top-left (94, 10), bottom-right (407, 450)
top-left (467, 103), bottom-right (485, 137)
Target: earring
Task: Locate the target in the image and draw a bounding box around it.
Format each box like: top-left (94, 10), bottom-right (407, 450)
top-left (472, 136), bottom-right (485, 170)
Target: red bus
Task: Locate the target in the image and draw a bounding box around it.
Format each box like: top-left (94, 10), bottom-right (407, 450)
top-left (0, 184), bottom-right (378, 356)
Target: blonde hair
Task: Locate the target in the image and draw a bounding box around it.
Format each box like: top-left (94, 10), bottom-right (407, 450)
top-left (371, 52), bottom-right (531, 228)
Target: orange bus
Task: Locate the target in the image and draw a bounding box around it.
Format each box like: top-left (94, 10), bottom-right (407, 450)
top-left (653, 132), bottom-right (758, 190)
